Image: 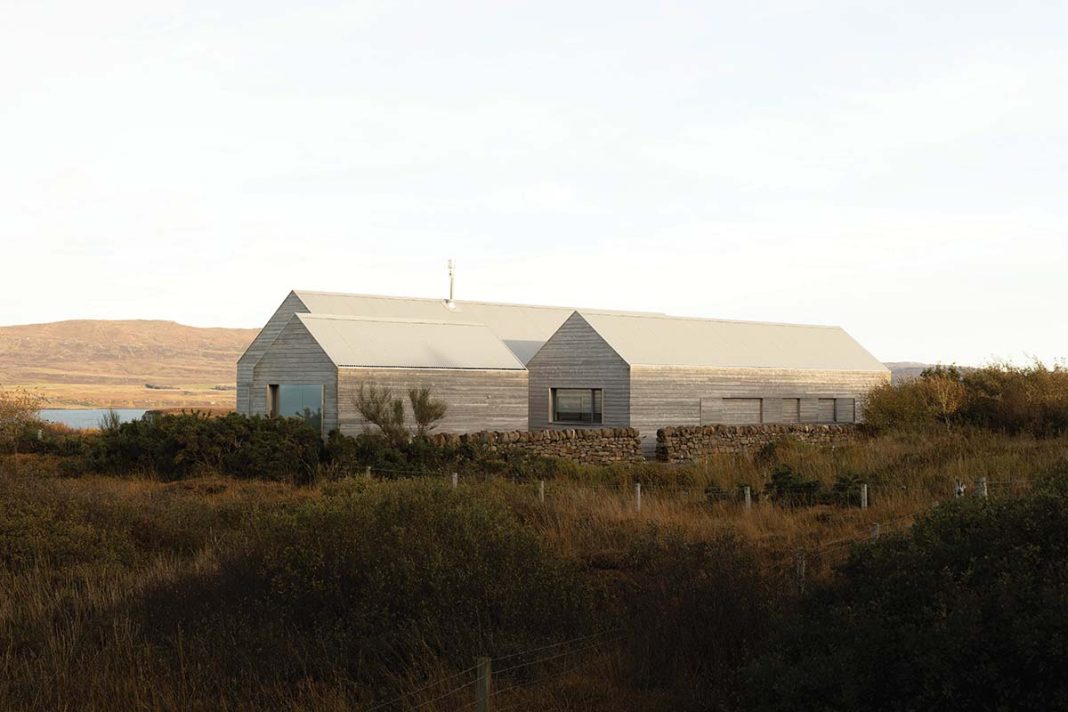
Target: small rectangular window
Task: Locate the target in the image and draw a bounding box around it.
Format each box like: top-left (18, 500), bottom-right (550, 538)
top-left (551, 388), bottom-right (603, 424)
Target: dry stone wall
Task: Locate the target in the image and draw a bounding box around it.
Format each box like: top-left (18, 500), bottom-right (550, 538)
top-left (430, 428), bottom-right (644, 465)
top-left (656, 424), bottom-right (859, 463)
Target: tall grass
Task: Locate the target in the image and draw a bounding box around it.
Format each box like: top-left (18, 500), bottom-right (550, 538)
top-left (1, 430), bottom-right (1065, 711)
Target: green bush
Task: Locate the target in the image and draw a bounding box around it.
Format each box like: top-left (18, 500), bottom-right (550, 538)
top-left (764, 464), bottom-right (823, 505)
top-left (746, 469), bottom-right (1068, 711)
top-left (86, 413), bottom-right (321, 483)
top-left (8, 420), bottom-right (93, 457)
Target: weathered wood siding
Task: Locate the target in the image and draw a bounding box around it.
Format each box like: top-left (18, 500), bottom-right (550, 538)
top-left (526, 313), bottom-right (631, 430)
top-left (250, 316), bottom-right (339, 433)
top-left (629, 365), bottom-right (890, 442)
top-left (237, 292), bottom-right (309, 414)
top-left (337, 368), bottom-right (528, 436)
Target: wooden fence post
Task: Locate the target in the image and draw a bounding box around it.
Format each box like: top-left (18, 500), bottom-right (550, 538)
top-left (636, 482), bottom-right (642, 513)
top-left (539, 479), bottom-right (545, 503)
top-left (452, 472), bottom-right (458, 489)
top-left (860, 484), bottom-right (869, 510)
top-left (744, 486), bottom-right (752, 512)
top-left (872, 523), bottom-right (881, 540)
top-left (476, 656), bottom-right (492, 712)
top-left (980, 477), bottom-right (988, 499)
top-left (363, 466), bottom-right (371, 478)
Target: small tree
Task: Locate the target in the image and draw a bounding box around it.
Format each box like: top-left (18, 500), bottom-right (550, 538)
top-left (353, 383), bottom-right (408, 445)
top-left (0, 386), bottom-right (44, 474)
top-left (408, 386), bottom-right (447, 437)
top-left (923, 375), bottom-right (967, 431)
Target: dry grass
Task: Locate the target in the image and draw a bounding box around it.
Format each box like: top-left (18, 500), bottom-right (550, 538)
top-left (1, 430), bottom-right (1065, 711)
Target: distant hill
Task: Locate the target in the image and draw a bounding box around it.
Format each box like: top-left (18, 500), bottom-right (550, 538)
top-left (0, 320), bottom-right (256, 408)
top-left (884, 362), bottom-right (932, 384)
top-left (884, 361), bottom-right (978, 384)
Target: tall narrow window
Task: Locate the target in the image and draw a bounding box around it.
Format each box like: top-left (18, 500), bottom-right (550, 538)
top-left (551, 388), bottom-right (603, 424)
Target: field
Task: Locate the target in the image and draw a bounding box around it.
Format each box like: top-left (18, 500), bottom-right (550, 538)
top-left (0, 320), bottom-right (255, 408)
top-left (2, 429), bottom-right (1066, 711)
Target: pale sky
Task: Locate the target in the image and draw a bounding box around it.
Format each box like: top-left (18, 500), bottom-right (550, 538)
top-left (2, 1), bottom-right (1066, 365)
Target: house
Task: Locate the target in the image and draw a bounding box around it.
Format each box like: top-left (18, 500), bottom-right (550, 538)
top-left (527, 311), bottom-right (890, 450)
top-left (252, 312), bottom-right (528, 434)
top-left (238, 291), bottom-right (889, 444)
top-left (238, 291), bottom-right (654, 435)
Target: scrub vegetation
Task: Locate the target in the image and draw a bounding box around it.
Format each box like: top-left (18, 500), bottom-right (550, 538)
top-left (1, 367), bottom-right (1067, 711)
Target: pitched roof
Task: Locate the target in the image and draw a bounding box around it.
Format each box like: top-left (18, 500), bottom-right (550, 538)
top-left (574, 312), bottom-right (889, 372)
top-left (292, 290), bottom-right (659, 365)
top-left (295, 313), bottom-right (525, 370)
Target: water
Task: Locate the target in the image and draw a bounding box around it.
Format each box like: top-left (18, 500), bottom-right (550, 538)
top-left (39, 408), bottom-right (148, 430)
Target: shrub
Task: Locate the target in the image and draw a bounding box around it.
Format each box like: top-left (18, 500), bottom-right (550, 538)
top-left (746, 469), bottom-right (1068, 711)
top-left (85, 413), bottom-right (321, 483)
top-left (865, 361), bottom-right (1068, 437)
top-left (764, 464), bottom-right (822, 505)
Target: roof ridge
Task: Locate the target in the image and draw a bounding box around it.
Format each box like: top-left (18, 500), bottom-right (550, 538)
top-left (575, 310), bottom-right (843, 330)
top-left (292, 289), bottom-right (663, 316)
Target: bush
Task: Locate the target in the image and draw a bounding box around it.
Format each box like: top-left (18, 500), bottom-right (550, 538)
top-left (764, 464), bottom-right (823, 505)
top-left (865, 362), bottom-right (1068, 437)
top-left (86, 413), bottom-right (321, 483)
top-left (746, 469), bottom-right (1068, 711)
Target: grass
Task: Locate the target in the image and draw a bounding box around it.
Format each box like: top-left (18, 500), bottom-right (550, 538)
top-left (1, 429), bottom-right (1065, 711)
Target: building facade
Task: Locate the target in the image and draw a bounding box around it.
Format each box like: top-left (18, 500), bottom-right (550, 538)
top-left (240, 291), bottom-right (890, 446)
top-left (526, 312), bottom-right (891, 451)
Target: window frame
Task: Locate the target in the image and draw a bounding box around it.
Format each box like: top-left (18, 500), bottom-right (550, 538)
top-left (550, 387), bottom-right (604, 425)
top-left (267, 383), bottom-right (325, 435)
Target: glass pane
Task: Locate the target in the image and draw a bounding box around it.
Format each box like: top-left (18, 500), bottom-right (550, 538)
top-left (277, 384), bottom-right (323, 431)
top-left (552, 388), bottom-right (603, 424)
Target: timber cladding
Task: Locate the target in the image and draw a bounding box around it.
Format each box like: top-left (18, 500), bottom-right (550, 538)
top-left (337, 368), bottom-right (528, 436)
top-left (526, 312), bottom-right (630, 430)
top-left (629, 365), bottom-right (891, 436)
top-left (656, 423), bottom-right (860, 463)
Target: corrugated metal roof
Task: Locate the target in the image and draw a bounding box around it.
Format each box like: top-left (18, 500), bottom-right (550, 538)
top-left (293, 290), bottom-right (660, 364)
top-left (295, 313), bottom-right (525, 370)
top-left (576, 312), bottom-right (889, 372)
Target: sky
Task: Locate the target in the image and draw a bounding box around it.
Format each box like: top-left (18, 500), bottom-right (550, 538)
top-left (2, 0), bottom-right (1066, 365)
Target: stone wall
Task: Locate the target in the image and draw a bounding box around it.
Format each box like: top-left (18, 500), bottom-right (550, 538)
top-left (656, 424), bottom-right (859, 463)
top-left (430, 428), bottom-right (644, 465)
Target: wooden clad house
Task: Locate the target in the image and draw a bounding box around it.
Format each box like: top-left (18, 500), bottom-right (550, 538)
top-left (252, 313), bottom-right (527, 435)
top-left (240, 290), bottom-right (889, 445)
top-left (527, 311), bottom-right (890, 450)
top-left (237, 290), bottom-right (657, 417)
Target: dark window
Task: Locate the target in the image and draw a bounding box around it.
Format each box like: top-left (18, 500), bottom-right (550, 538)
top-left (268, 383), bottom-right (323, 433)
top-left (551, 388), bottom-right (603, 424)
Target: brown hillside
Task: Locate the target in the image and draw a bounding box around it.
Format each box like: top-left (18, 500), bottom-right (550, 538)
top-left (0, 320), bottom-right (257, 408)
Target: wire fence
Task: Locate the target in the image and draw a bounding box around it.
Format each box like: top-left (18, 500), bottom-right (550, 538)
top-left (359, 470), bottom-right (1038, 710)
top-left (359, 464), bottom-right (1035, 511)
